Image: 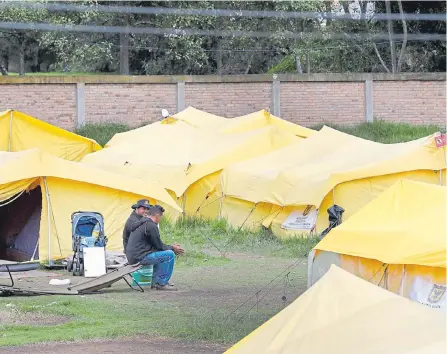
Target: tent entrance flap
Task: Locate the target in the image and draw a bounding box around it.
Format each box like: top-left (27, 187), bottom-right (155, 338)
top-left (0, 187), bottom-right (42, 262)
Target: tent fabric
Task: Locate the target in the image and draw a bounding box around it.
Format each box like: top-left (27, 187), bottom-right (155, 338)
top-left (0, 110), bottom-right (101, 161)
top-left (223, 126), bottom-right (446, 207)
top-left (225, 265), bottom-right (446, 354)
top-left (0, 149), bottom-right (181, 261)
top-left (96, 107), bottom-right (313, 219)
top-left (0, 149), bottom-right (179, 211)
top-left (308, 180), bottom-right (446, 307)
top-left (104, 107), bottom-right (314, 147)
top-left (220, 127), bottom-right (446, 236)
top-left (309, 251), bottom-right (446, 308)
top-left (315, 180), bottom-right (447, 268)
top-left (82, 125), bottom-right (301, 219)
top-left (173, 107), bottom-right (316, 138)
top-left (273, 127), bottom-right (445, 207)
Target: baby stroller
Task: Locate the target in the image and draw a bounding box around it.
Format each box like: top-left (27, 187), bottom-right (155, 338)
top-left (67, 211), bottom-right (108, 276)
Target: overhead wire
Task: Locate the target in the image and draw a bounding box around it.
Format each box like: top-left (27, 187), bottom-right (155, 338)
top-left (108, 40), bottom-right (406, 52)
top-left (0, 22), bottom-right (444, 42)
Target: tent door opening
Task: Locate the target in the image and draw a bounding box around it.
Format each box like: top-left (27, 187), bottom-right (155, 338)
top-left (0, 187), bottom-right (42, 262)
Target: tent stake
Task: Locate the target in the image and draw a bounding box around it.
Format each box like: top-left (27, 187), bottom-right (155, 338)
top-left (43, 177), bottom-right (53, 266)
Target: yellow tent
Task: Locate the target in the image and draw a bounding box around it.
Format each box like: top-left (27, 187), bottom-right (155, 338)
top-left (309, 179), bottom-right (446, 308)
top-left (225, 265), bottom-right (446, 354)
top-left (0, 110), bottom-right (101, 161)
top-left (82, 123), bottom-right (302, 219)
top-left (0, 149), bottom-right (180, 262)
top-left (220, 127), bottom-right (446, 237)
top-left (173, 107), bottom-right (315, 138)
top-left (105, 107), bottom-right (314, 148)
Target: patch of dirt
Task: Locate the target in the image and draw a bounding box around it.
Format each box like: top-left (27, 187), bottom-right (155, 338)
top-left (0, 337), bottom-right (226, 354)
top-left (0, 309), bottom-right (70, 326)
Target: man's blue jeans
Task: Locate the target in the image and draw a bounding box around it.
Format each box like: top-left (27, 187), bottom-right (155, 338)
top-left (141, 250), bottom-right (175, 286)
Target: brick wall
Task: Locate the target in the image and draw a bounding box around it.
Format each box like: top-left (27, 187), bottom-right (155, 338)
top-left (0, 84), bottom-right (76, 129)
top-left (373, 81), bottom-right (446, 126)
top-left (185, 83), bottom-right (271, 117)
top-left (0, 74), bottom-right (445, 130)
top-left (85, 84), bottom-right (176, 125)
top-left (280, 82), bottom-right (365, 126)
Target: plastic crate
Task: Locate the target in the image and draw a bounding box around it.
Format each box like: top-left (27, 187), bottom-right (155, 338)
top-left (131, 265), bottom-right (153, 287)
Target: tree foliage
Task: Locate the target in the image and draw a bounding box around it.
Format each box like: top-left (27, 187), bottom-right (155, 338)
top-left (0, 0), bottom-right (444, 75)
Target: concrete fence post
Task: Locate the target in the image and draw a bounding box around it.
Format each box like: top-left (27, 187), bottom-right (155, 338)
top-left (364, 75), bottom-right (374, 123)
top-left (177, 82), bottom-right (185, 113)
top-left (75, 83), bottom-right (85, 129)
top-left (272, 79), bottom-right (281, 117)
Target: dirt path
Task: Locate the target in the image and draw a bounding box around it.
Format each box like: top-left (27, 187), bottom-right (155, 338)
top-left (0, 337), bottom-right (226, 354)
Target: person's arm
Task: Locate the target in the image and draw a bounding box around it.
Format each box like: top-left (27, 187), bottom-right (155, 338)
top-left (144, 223), bottom-right (172, 252)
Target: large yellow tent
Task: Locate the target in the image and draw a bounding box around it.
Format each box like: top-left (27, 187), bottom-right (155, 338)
top-left (105, 107), bottom-right (314, 148)
top-left (0, 149), bottom-right (180, 262)
top-left (0, 110), bottom-right (101, 161)
top-left (173, 107), bottom-right (315, 138)
top-left (220, 127), bottom-right (446, 237)
top-left (225, 265), bottom-right (446, 354)
top-left (309, 179), bottom-right (446, 308)
top-left (82, 121), bottom-right (302, 219)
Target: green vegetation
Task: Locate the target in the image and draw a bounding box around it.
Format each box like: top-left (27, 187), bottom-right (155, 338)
top-left (267, 56), bottom-right (297, 74)
top-left (75, 122), bottom-right (132, 146)
top-left (76, 120), bottom-right (443, 147)
top-left (1, 217), bottom-right (312, 347)
top-left (2, 120), bottom-right (443, 348)
top-left (312, 120), bottom-right (443, 144)
top-left (1, 2), bottom-right (444, 75)
top-left (164, 216), bottom-right (318, 260)
top-left (7, 72), bottom-right (113, 76)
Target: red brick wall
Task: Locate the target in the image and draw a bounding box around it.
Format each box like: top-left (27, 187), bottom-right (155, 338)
top-left (0, 84), bottom-right (76, 129)
top-left (280, 82), bottom-right (365, 126)
top-left (373, 81), bottom-right (446, 125)
top-left (84, 84), bottom-right (177, 125)
top-left (185, 83), bottom-right (272, 117)
top-left (0, 78), bottom-right (445, 130)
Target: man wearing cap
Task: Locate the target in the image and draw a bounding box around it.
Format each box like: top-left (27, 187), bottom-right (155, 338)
top-left (122, 199), bottom-right (152, 253)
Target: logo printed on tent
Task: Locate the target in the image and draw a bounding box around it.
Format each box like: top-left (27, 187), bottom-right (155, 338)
top-left (427, 284), bottom-right (446, 304)
top-left (435, 133), bottom-right (446, 148)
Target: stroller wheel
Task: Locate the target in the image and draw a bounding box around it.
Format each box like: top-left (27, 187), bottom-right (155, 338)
top-left (67, 259), bottom-right (73, 272)
top-left (72, 260), bottom-right (80, 276)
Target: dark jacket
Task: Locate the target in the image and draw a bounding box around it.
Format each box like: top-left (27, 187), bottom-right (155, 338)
top-left (122, 211), bottom-right (147, 252)
top-left (125, 218), bottom-right (172, 265)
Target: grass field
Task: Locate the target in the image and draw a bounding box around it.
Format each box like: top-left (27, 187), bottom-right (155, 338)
top-left (75, 120), bottom-right (444, 147)
top-left (1, 120), bottom-right (444, 350)
top-left (1, 218), bottom-right (315, 348)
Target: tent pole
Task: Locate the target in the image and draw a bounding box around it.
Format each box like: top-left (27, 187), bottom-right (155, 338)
top-left (399, 265), bottom-right (406, 296)
top-left (30, 240), bottom-right (39, 261)
top-left (43, 177), bottom-right (53, 266)
top-left (8, 110), bottom-right (13, 151)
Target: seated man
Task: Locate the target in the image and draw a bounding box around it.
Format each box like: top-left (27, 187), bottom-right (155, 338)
top-left (126, 205), bottom-right (184, 291)
top-left (122, 199), bottom-right (152, 253)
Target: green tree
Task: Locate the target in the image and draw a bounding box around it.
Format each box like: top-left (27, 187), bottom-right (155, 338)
top-left (0, 0), bottom-right (49, 75)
